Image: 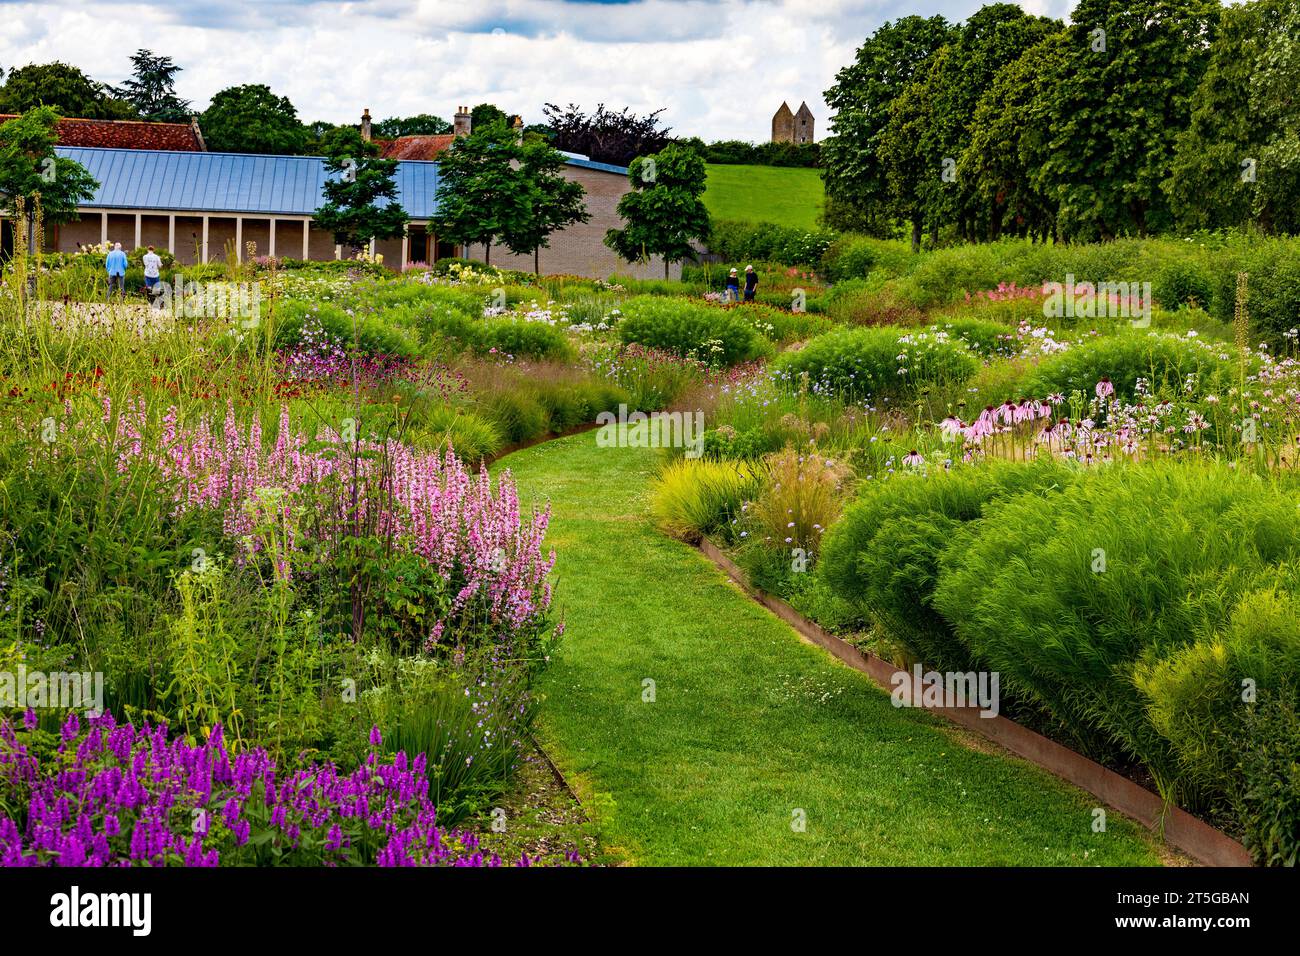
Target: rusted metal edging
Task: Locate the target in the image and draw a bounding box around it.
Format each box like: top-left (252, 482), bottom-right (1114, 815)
top-left (697, 537), bottom-right (1253, 868)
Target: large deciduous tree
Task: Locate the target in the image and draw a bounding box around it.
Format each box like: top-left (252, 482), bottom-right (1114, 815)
top-left (0, 62), bottom-right (135, 119)
top-left (1028, 0), bottom-right (1219, 241)
top-left (0, 108), bottom-right (99, 255)
top-left (542, 103), bottom-right (671, 167)
top-left (605, 143), bottom-right (709, 278)
top-left (201, 84), bottom-right (308, 155)
top-left (820, 15), bottom-right (952, 237)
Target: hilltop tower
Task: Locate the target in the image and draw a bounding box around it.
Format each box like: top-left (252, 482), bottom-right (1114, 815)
top-left (772, 101), bottom-right (814, 144)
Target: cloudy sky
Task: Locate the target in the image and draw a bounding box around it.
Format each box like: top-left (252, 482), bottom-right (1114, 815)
top-left (1, 0), bottom-right (1078, 141)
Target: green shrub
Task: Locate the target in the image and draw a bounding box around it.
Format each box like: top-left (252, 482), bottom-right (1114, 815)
top-left (930, 318), bottom-right (1019, 358)
top-left (411, 406), bottom-right (505, 462)
top-left (617, 296), bottom-right (769, 365)
top-left (1155, 260), bottom-right (1216, 311)
top-left (819, 457), bottom-right (1078, 674)
top-left (820, 235), bottom-right (915, 282)
top-left (706, 219), bottom-right (836, 266)
top-left (1238, 688), bottom-right (1300, 866)
top-left (1023, 330), bottom-right (1234, 401)
top-left (1134, 581), bottom-right (1300, 822)
top-left (772, 326), bottom-right (978, 402)
top-left (933, 463), bottom-right (1300, 789)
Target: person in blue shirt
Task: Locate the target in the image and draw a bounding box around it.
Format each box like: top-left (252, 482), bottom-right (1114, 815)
top-left (105, 242), bottom-right (128, 300)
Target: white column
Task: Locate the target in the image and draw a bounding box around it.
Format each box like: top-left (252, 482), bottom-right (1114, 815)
top-left (334, 244), bottom-right (341, 261)
top-left (400, 229), bottom-right (408, 269)
top-left (100, 212), bottom-right (108, 245)
top-left (368, 237), bottom-right (376, 261)
top-left (201, 216), bottom-right (209, 264)
top-left (235, 217), bottom-right (243, 261)
top-left (167, 215), bottom-right (175, 255)
top-left (302, 220), bottom-right (310, 260)
top-left (134, 213), bottom-right (141, 250)
top-left (268, 218), bottom-right (276, 258)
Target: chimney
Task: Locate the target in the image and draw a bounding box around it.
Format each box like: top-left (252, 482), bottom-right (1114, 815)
top-left (510, 114), bottom-right (524, 143)
top-left (361, 108), bottom-right (372, 143)
top-left (454, 106), bottom-right (472, 138)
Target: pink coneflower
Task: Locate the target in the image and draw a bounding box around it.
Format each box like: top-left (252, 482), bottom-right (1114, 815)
top-left (940, 416), bottom-right (966, 441)
top-left (1095, 377), bottom-right (1115, 399)
top-left (902, 450), bottom-right (925, 468)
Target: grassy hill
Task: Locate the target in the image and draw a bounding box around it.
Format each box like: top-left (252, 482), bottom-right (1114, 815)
top-left (703, 163), bottom-right (825, 232)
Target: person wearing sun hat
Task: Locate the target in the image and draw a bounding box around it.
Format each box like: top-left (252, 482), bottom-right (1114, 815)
top-left (725, 268), bottom-right (740, 303)
top-left (743, 264), bottom-right (758, 302)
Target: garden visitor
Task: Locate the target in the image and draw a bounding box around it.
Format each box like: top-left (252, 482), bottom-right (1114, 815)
top-left (725, 268), bottom-right (740, 302)
top-left (743, 264), bottom-right (758, 302)
top-left (142, 246), bottom-right (163, 299)
top-left (105, 242), bottom-right (128, 300)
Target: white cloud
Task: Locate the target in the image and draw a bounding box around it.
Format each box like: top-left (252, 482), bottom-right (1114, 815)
top-left (0, 0), bottom-right (1085, 141)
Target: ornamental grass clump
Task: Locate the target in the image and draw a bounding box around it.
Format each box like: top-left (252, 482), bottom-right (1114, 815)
top-left (617, 296), bottom-right (769, 366)
top-left (649, 458), bottom-right (760, 543)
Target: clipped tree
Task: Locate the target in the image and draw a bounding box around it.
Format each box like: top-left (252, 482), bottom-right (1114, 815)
top-left (0, 62), bottom-right (135, 119)
top-left (0, 108), bottom-right (99, 255)
top-left (312, 126), bottom-right (408, 253)
top-left (431, 123), bottom-right (531, 265)
top-left (821, 15), bottom-right (953, 238)
top-left (501, 138), bottom-right (590, 274)
top-left (605, 143), bottom-right (710, 279)
top-left (542, 102), bottom-right (671, 167)
top-left (201, 84), bottom-right (307, 154)
top-left (470, 103), bottom-right (509, 132)
top-left (116, 50), bottom-right (191, 122)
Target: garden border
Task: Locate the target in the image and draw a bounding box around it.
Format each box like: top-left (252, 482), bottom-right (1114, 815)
top-left (696, 537), bottom-right (1253, 868)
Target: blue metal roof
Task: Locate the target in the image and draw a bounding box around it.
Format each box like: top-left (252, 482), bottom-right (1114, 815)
top-left (55, 146), bottom-right (443, 219)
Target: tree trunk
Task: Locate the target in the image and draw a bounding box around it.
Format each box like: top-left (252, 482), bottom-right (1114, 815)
top-left (665, 258), bottom-right (670, 280)
top-left (911, 219), bottom-right (922, 254)
top-left (534, 246), bottom-right (540, 275)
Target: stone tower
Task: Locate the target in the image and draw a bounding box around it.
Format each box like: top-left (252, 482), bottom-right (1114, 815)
top-left (772, 101), bottom-right (814, 143)
top-left (793, 101), bottom-right (814, 144)
top-left (771, 101), bottom-right (794, 143)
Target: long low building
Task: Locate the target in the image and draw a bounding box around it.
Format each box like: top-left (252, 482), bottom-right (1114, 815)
top-left (1, 114), bottom-right (678, 279)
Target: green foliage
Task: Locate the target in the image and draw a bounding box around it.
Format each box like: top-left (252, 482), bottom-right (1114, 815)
top-left (114, 49), bottom-right (190, 122)
top-left (648, 458), bottom-right (760, 542)
top-left (1237, 688), bottom-right (1300, 866)
top-left (616, 296), bottom-right (769, 366)
top-left (934, 463), bottom-right (1300, 790)
top-left (819, 457), bottom-right (1077, 673)
top-left (373, 114), bottom-right (452, 137)
top-left (312, 127), bottom-right (408, 249)
top-left (431, 124), bottom-right (532, 264)
top-left (0, 61), bottom-right (135, 119)
top-left (0, 108), bottom-right (99, 223)
top-left (1022, 330), bottom-right (1232, 401)
top-left (606, 143), bottom-right (711, 277)
top-left (772, 326), bottom-right (978, 402)
top-left (201, 84), bottom-right (308, 155)
top-left (706, 219), bottom-right (835, 266)
top-left (821, 14), bottom-right (954, 238)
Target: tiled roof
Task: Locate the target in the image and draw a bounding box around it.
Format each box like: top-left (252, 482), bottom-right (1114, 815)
top-left (375, 135), bottom-right (455, 160)
top-left (0, 115), bottom-right (204, 151)
top-left (56, 146), bottom-right (442, 219)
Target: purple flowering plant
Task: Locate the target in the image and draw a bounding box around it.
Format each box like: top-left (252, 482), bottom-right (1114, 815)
top-left (0, 710), bottom-right (559, 867)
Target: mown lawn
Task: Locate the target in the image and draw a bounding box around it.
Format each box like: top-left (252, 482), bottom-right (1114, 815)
top-left (703, 163), bottom-right (825, 231)
top-left (496, 431), bottom-right (1166, 866)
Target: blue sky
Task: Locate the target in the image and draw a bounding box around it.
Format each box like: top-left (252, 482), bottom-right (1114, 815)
top-left (1, 0), bottom-right (1079, 141)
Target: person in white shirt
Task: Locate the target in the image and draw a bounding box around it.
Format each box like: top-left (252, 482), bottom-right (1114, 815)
top-left (142, 246), bottom-right (163, 298)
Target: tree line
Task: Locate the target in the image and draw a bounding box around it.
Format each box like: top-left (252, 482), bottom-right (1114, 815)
top-left (821, 0), bottom-right (1300, 250)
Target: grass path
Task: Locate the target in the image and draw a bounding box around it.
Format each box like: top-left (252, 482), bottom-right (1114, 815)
top-left (496, 433), bottom-right (1166, 866)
